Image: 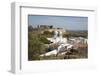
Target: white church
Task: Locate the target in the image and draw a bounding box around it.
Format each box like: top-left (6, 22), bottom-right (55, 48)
top-left (40, 31), bottom-right (73, 56)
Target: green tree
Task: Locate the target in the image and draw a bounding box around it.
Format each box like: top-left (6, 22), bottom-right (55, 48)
top-left (28, 33), bottom-right (48, 60)
top-left (28, 26), bottom-right (33, 32)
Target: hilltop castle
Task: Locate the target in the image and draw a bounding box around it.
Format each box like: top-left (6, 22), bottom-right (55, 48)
top-left (37, 25), bottom-right (66, 34)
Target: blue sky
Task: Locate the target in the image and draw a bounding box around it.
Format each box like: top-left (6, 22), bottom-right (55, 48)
top-left (28, 15), bottom-right (88, 31)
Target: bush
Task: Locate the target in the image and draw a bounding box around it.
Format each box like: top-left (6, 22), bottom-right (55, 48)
top-left (28, 32), bottom-right (51, 60)
top-left (39, 36), bottom-right (51, 44)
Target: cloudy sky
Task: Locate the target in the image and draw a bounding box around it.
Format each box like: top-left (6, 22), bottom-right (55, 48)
top-left (28, 15), bottom-right (88, 31)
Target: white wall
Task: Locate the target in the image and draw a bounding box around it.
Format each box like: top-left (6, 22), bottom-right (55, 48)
top-left (0, 0), bottom-right (100, 76)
